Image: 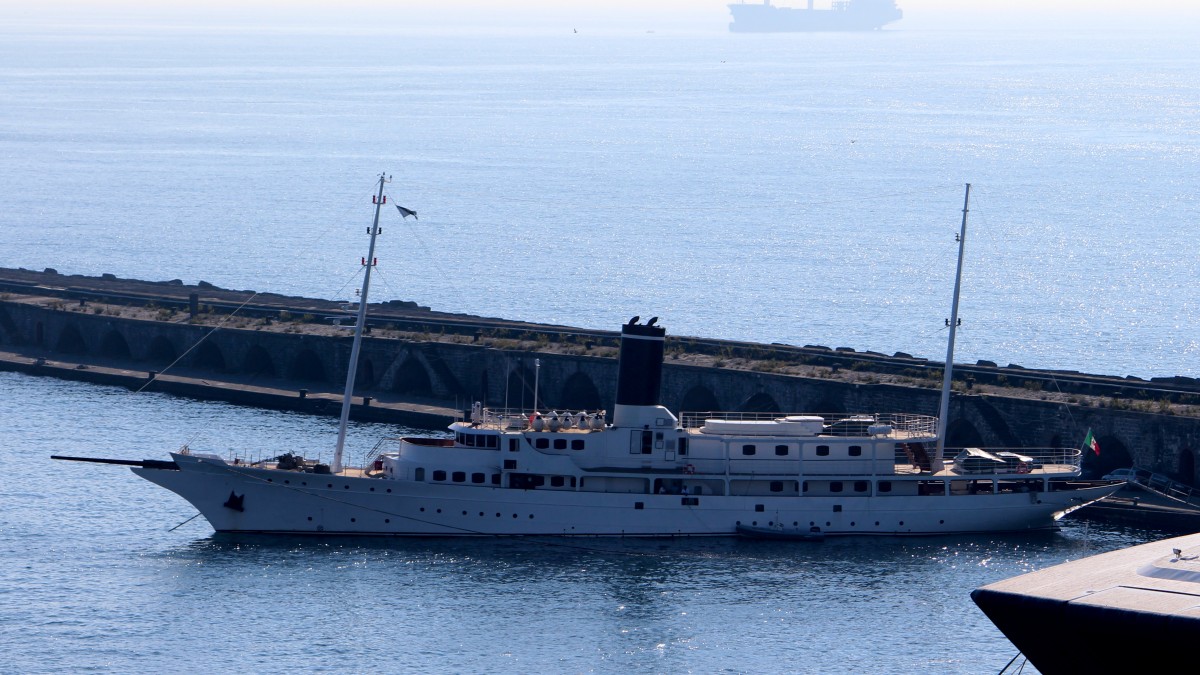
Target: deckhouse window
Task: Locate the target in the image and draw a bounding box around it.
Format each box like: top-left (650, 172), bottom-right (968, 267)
top-left (775, 445), bottom-right (788, 456)
top-left (571, 439), bottom-right (585, 451)
top-left (551, 476), bottom-right (565, 488)
top-left (535, 438), bottom-right (549, 450)
top-left (854, 481), bottom-right (869, 493)
top-left (879, 481), bottom-right (892, 493)
top-left (508, 439), bottom-right (519, 452)
top-left (553, 439), bottom-right (567, 450)
top-left (770, 481), bottom-right (784, 493)
top-left (679, 438), bottom-right (688, 456)
top-left (415, 468), bottom-right (425, 481)
top-left (471, 472), bottom-right (485, 484)
top-left (486, 435), bottom-right (498, 449)
top-left (452, 471), bottom-right (466, 483)
top-left (830, 481), bottom-right (843, 493)
top-left (742, 444), bottom-right (757, 456)
top-left (816, 445), bottom-right (830, 457)
top-left (849, 445), bottom-right (863, 457)
top-left (432, 470), bottom-right (446, 482)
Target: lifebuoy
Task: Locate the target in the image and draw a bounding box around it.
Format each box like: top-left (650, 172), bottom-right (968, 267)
top-left (1016, 463), bottom-right (1031, 474)
top-left (683, 464), bottom-right (695, 475)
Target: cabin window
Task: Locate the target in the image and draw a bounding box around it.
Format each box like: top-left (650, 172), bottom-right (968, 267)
top-left (415, 468), bottom-right (425, 481)
top-left (452, 471), bottom-right (466, 483)
top-left (879, 481), bottom-right (892, 493)
top-left (770, 481), bottom-right (784, 493)
top-left (551, 476), bottom-right (565, 488)
top-left (816, 445), bottom-right (830, 457)
top-left (535, 438), bottom-right (549, 450)
top-left (571, 439), bottom-right (585, 451)
top-left (486, 435), bottom-right (498, 449)
top-left (508, 439), bottom-right (519, 452)
top-left (553, 439), bottom-right (567, 450)
top-left (802, 481), bottom-right (809, 493)
top-left (471, 472), bottom-right (485, 484)
top-left (854, 481), bottom-right (869, 493)
top-left (465, 434), bottom-right (477, 447)
top-left (641, 430), bottom-right (653, 454)
top-left (432, 470), bottom-right (447, 482)
top-left (491, 473), bottom-right (501, 485)
top-left (655, 432), bottom-right (664, 449)
top-left (455, 432), bottom-right (464, 445)
top-left (830, 481), bottom-right (843, 493)
top-left (742, 444), bottom-right (757, 456)
top-left (775, 445), bottom-right (788, 456)
top-left (849, 445), bottom-right (863, 457)
top-left (678, 437), bottom-right (688, 456)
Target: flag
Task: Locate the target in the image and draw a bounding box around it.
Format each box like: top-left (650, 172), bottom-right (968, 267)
top-left (395, 205), bottom-right (418, 220)
top-left (1082, 429), bottom-right (1100, 456)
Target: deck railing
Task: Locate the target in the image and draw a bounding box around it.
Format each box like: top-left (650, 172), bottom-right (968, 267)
top-left (679, 411), bottom-right (938, 437)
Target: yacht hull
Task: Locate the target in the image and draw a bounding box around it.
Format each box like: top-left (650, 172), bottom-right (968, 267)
top-left (135, 455), bottom-right (1120, 536)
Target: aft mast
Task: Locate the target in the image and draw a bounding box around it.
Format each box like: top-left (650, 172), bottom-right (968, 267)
top-left (933, 183), bottom-right (971, 473)
top-left (331, 173), bottom-right (388, 474)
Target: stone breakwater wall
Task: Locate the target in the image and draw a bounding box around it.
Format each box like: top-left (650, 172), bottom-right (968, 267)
top-left (2, 295), bottom-right (1198, 484)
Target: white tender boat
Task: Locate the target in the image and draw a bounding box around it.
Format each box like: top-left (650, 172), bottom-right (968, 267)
top-left (58, 181), bottom-right (1122, 536)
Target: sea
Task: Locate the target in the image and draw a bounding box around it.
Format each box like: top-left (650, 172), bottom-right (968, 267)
top-left (1, 12), bottom-right (1197, 674)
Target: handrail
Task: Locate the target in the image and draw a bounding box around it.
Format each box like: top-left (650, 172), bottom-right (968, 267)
top-left (1119, 466), bottom-right (1200, 508)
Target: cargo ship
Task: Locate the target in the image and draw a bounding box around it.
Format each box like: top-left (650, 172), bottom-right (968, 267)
top-left (729, 0), bottom-right (903, 32)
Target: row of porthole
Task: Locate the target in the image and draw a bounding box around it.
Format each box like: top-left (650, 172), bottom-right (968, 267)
top-left (306, 516), bottom-right (394, 524)
top-left (269, 477), bottom-right (394, 494)
top-left (417, 506), bottom-right (535, 519)
top-left (737, 519), bottom-right (945, 528)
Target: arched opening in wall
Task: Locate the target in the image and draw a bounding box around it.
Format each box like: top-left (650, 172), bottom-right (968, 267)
top-left (393, 356), bottom-right (433, 397)
top-left (813, 398), bottom-right (847, 415)
top-left (289, 349), bottom-right (327, 383)
top-left (738, 392), bottom-right (781, 414)
top-left (0, 306), bottom-right (17, 342)
top-left (357, 359), bottom-right (376, 389)
top-left (504, 366), bottom-right (537, 411)
top-left (242, 345), bottom-right (277, 377)
top-left (55, 323), bottom-right (88, 355)
top-left (1081, 434), bottom-right (1131, 479)
top-left (944, 419), bottom-right (984, 450)
top-left (192, 341), bottom-right (227, 372)
top-left (1176, 448), bottom-right (1196, 487)
top-left (146, 336), bottom-right (178, 365)
top-left (679, 385), bottom-right (720, 414)
top-left (559, 372), bottom-right (602, 411)
top-left (99, 330), bottom-right (132, 359)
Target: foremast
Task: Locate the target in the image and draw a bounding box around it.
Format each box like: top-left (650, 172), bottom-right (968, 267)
top-left (933, 183), bottom-right (971, 473)
top-left (331, 173), bottom-right (388, 474)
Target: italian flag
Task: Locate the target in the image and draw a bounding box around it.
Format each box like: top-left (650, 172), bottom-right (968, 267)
top-left (1083, 429), bottom-right (1100, 456)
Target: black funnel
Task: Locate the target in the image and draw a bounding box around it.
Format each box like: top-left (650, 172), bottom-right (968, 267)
top-left (616, 321), bottom-right (666, 407)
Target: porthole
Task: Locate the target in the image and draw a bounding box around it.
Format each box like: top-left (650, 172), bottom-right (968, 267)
top-left (307, 516), bottom-right (312, 521)
top-left (350, 518), bottom-right (356, 523)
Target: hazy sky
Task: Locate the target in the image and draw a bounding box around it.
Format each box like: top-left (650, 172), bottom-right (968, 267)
top-left (12, 0), bottom-right (1200, 31)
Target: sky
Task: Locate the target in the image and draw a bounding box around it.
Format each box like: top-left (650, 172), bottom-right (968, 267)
top-left (10, 0), bottom-right (1200, 32)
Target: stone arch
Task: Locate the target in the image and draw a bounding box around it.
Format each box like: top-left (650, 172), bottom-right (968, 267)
top-left (99, 330), bottom-right (132, 359)
top-left (242, 345), bottom-right (277, 377)
top-left (1178, 449), bottom-right (1197, 487)
top-left (289, 349), bottom-right (327, 382)
top-left (0, 305), bottom-right (17, 342)
top-left (54, 323), bottom-right (88, 354)
top-left (146, 335), bottom-right (178, 365)
top-left (1081, 434), bottom-right (1131, 479)
top-left (504, 366), bottom-right (537, 411)
top-left (192, 341), bottom-right (227, 371)
top-left (737, 392), bottom-right (781, 414)
top-left (558, 371), bottom-right (602, 411)
top-left (393, 355), bottom-right (433, 397)
top-left (679, 385), bottom-right (720, 413)
top-left (944, 418), bottom-right (984, 449)
top-left (357, 358), bottom-right (376, 389)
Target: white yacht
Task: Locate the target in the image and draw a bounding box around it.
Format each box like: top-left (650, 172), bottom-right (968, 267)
top-left (58, 180), bottom-right (1122, 536)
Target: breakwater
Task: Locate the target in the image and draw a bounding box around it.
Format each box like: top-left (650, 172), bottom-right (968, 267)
top-left (2, 267), bottom-right (1198, 484)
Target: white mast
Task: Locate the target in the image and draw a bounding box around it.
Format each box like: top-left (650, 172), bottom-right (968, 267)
top-left (933, 183), bottom-right (971, 474)
top-left (331, 173), bottom-right (388, 474)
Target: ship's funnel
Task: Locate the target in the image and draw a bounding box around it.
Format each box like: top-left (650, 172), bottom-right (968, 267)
top-left (615, 320), bottom-right (666, 409)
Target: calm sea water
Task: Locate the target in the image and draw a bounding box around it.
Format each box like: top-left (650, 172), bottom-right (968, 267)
top-left (0, 372), bottom-right (1166, 673)
top-left (1, 24), bottom-right (1197, 378)
top-left (0, 21), bottom-right (1194, 673)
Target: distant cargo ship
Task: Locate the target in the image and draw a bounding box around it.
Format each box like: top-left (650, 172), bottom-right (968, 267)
top-left (729, 0), bottom-right (903, 32)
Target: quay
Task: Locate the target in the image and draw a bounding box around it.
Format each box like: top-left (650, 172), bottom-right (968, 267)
top-left (2, 266), bottom-right (1199, 488)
